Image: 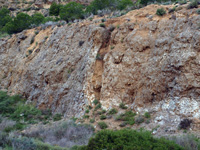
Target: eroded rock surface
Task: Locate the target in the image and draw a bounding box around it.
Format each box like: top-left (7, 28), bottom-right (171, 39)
top-left (0, 4), bottom-right (200, 128)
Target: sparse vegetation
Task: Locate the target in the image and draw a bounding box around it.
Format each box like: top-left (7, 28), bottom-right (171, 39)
top-left (1, 121), bottom-right (94, 149)
top-left (96, 53), bottom-right (103, 60)
top-left (108, 25), bottom-right (115, 32)
top-left (167, 134), bottom-right (200, 150)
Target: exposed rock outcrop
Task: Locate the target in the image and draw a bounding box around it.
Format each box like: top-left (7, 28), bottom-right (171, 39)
top-left (0, 4), bottom-right (200, 131)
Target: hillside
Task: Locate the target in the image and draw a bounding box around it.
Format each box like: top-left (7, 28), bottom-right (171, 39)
top-left (0, 2), bottom-right (200, 132)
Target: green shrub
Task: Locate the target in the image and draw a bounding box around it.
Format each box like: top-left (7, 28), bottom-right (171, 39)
top-left (145, 119), bottom-right (150, 124)
top-left (85, 109), bottom-right (89, 113)
top-left (42, 17), bottom-right (55, 23)
top-left (156, 8), bottom-right (166, 16)
top-left (96, 53), bottom-right (103, 60)
top-left (98, 121), bottom-right (108, 129)
top-left (101, 18), bottom-right (106, 22)
top-left (119, 102), bottom-right (127, 109)
top-left (97, 111), bottom-right (103, 115)
top-left (59, 2), bottom-right (84, 22)
top-left (108, 108), bottom-right (118, 115)
top-left (83, 115), bottom-right (90, 119)
top-left (139, 0), bottom-right (151, 6)
top-left (3, 12), bottom-right (32, 34)
top-left (117, 0), bottom-right (133, 10)
top-left (187, 1), bottom-right (198, 9)
top-left (127, 118), bottom-right (135, 125)
top-left (101, 109), bottom-right (106, 114)
top-left (0, 8), bottom-right (12, 30)
top-left (99, 23), bottom-right (106, 28)
top-left (49, 2), bottom-right (62, 16)
top-left (0, 91), bottom-right (22, 115)
top-left (90, 118), bottom-right (95, 123)
top-left (144, 112), bottom-right (150, 118)
top-left (11, 104), bottom-right (41, 121)
top-left (0, 32), bottom-right (9, 39)
top-left (86, 0), bottom-right (116, 14)
top-left (100, 115), bottom-right (107, 120)
top-left (86, 129), bottom-right (184, 150)
top-left (93, 99), bottom-right (99, 105)
top-left (115, 110), bottom-right (136, 125)
top-left (32, 13), bottom-right (45, 25)
top-left (53, 114), bottom-right (62, 121)
top-left (94, 103), bottom-right (101, 111)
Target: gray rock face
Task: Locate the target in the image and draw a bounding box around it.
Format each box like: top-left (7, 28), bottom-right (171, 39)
top-left (0, 24), bottom-right (108, 118)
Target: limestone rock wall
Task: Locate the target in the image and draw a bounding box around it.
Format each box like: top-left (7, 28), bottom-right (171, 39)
top-left (0, 5), bottom-right (200, 123)
top-left (0, 24), bottom-right (109, 118)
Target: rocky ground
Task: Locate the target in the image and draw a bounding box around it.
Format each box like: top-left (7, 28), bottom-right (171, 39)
top-left (0, 3), bottom-right (200, 136)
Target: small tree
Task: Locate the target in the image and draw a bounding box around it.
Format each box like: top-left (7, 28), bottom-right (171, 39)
top-left (117, 0), bottom-right (133, 10)
top-left (4, 13), bottom-right (32, 34)
top-left (32, 13), bottom-right (45, 26)
top-left (86, 0), bottom-right (117, 14)
top-left (49, 2), bottom-right (61, 16)
top-left (14, 13), bottom-right (32, 33)
top-left (2, 21), bottom-right (15, 34)
top-left (59, 2), bottom-right (84, 22)
top-left (0, 8), bottom-right (12, 29)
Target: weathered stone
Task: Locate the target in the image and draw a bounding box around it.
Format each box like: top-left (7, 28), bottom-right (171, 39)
top-left (0, 5), bottom-right (199, 125)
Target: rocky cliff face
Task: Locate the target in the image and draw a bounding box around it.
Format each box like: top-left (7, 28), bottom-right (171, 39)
top-left (0, 4), bottom-right (200, 128)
